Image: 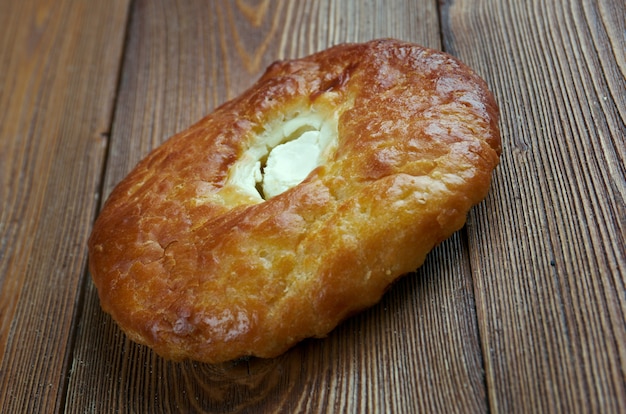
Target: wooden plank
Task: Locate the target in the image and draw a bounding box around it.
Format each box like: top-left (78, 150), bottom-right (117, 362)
top-left (66, 0), bottom-right (489, 412)
top-left (0, 0), bottom-right (130, 412)
top-left (441, 0), bottom-right (626, 412)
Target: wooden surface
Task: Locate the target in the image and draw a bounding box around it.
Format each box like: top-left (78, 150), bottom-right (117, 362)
top-left (0, 0), bottom-right (623, 412)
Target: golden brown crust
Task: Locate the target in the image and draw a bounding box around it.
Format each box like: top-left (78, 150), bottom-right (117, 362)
top-left (88, 39), bottom-right (501, 363)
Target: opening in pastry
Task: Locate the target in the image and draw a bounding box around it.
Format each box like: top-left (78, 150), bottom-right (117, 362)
top-left (227, 109), bottom-right (338, 201)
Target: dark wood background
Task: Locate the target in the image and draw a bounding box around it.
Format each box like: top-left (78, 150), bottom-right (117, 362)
top-left (1, 0), bottom-right (624, 412)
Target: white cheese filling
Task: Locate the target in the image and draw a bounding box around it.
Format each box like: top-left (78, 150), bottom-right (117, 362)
top-left (226, 111), bottom-right (338, 201)
top-left (262, 130), bottom-right (323, 199)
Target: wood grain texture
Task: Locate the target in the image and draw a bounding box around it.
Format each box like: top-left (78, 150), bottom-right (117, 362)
top-left (0, 0), bottom-right (130, 412)
top-left (2, 0), bottom-right (621, 411)
top-left (66, 0), bottom-right (488, 412)
top-left (441, 0), bottom-right (626, 412)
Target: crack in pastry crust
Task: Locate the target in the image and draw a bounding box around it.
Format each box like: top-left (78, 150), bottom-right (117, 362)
top-left (88, 39), bottom-right (501, 363)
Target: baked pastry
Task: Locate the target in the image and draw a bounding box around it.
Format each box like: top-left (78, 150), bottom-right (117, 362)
top-left (88, 39), bottom-right (501, 363)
